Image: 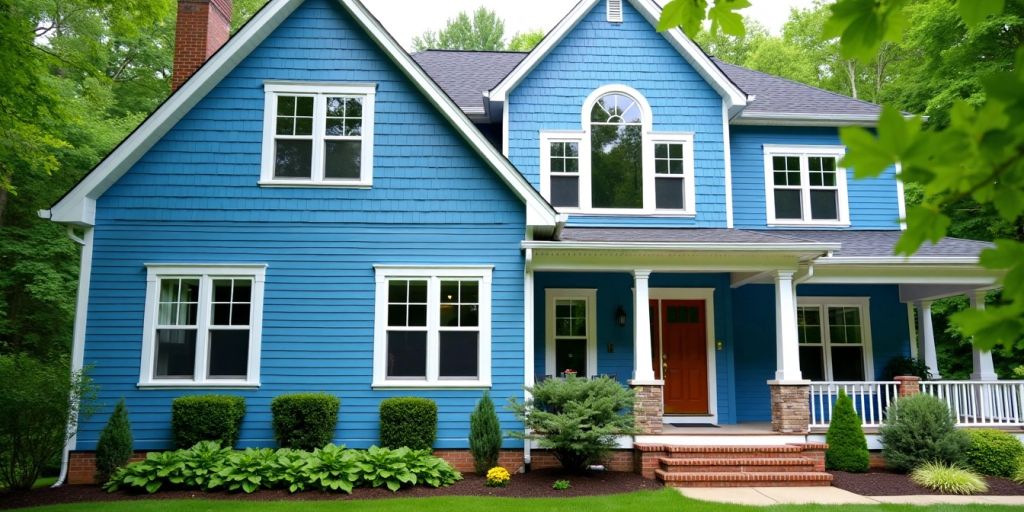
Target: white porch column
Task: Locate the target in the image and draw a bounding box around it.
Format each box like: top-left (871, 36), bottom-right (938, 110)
top-left (774, 271), bottom-right (802, 382)
top-left (969, 291), bottom-right (998, 381)
top-left (916, 301), bottom-right (941, 379)
top-left (631, 269), bottom-right (657, 383)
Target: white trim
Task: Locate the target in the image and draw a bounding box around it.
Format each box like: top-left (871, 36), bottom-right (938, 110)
top-left (895, 163), bottom-right (907, 230)
top-left (539, 131), bottom-right (585, 208)
top-left (648, 288), bottom-right (718, 424)
top-left (906, 302), bottom-right (918, 359)
top-left (487, 0), bottom-right (747, 110)
top-left (372, 266), bottom-right (493, 388)
top-left (796, 296), bottom-right (874, 381)
top-left (544, 288), bottom-right (598, 378)
top-left (649, 132), bottom-right (697, 215)
top-left (607, 0), bottom-right (623, 22)
top-left (722, 99), bottom-right (734, 228)
top-left (522, 240), bottom-right (839, 253)
top-left (260, 82), bottom-right (376, 187)
top-left (138, 264), bottom-right (267, 388)
top-left (733, 112), bottom-right (882, 127)
top-left (523, 255), bottom-right (534, 465)
top-left (763, 144), bottom-right (851, 227)
top-left (48, 0), bottom-right (558, 228)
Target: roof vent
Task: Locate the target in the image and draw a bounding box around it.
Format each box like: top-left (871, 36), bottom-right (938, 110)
top-left (607, 0), bottom-right (623, 23)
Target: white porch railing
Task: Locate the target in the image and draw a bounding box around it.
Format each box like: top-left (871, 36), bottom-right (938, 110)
top-left (921, 381), bottom-right (1024, 427)
top-left (809, 381), bottom-right (899, 428)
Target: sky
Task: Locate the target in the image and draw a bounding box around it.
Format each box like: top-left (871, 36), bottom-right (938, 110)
top-left (362, 0), bottom-right (820, 50)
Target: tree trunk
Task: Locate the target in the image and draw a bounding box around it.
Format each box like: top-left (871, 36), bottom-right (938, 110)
top-left (0, 187), bottom-right (8, 226)
top-left (845, 60), bottom-right (858, 99)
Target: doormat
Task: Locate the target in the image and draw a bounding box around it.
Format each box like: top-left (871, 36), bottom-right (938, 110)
top-left (668, 423), bottom-right (719, 428)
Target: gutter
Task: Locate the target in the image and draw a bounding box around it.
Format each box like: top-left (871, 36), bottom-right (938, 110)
top-left (521, 240), bottom-right (842, 253)
top-left (814, 256), bottom-right (982, 265)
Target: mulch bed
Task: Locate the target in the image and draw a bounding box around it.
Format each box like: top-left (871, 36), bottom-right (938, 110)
top-left (0, 469), bottom-right (662, 510)
top-left (830, 470), bottom-right (1024, 496)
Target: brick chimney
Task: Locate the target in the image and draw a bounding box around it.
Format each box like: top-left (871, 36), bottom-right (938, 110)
top-left (172, 0), bottom-right (232, 91)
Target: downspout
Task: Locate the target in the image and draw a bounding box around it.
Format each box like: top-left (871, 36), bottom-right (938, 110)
top-left (522, 248), bottom-right (534, 470)
top-left (51, 223), bottom-right (94, 487)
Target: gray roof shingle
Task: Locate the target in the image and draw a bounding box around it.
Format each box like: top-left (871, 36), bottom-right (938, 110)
top-left (559, 227), bottom-right (817, 245)
top-left (761, 230), bottom-right (992, 259)
top-left (412, 50), bottom-right (526, 114)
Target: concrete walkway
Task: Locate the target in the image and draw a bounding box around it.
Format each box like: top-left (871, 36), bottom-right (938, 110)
top-left (676, 487), bottom-right (1024, 506)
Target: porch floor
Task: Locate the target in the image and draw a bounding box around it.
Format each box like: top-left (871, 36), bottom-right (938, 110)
top-left (658, 422), bottom-right (775, 435)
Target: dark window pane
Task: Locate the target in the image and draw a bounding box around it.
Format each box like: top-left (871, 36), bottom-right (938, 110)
top-left (655, 144), bottom-right (668, 158)
top-left (388, 280), bottom-right (407, 302)
top-left (441, 281), bottom-right (459, 303)
top-left (774, 189), bottom-right (802, 219)
top-left (213, 303), bottom-right (231, 325)
top-left (386, 331), bottom-right (427, 378)
top-left (345, 119), bottom-right (361, 136)
top-left (669, 159), bottom-right (683, 174)
top-left (809, 157), bottom-right (822, 172)
top-left (277, 96), bottom-right (295, 116)
top-left (296, 96), bottom-right (314, 116)
top-left (551, 158), bottom-right (564, 173)
top-left (550, 142), bottom-right (564, 157)
top-left (440, 304), bottom-right (458, 327)
top-left (154, 329), bottom-right (196, 378)
top-left (208, 329), bottom-right (249, 378)
top-left (786, 156), bottom-right (799, 169)
top-left (591, 125), bottom-right (642, 209)
top-left (345, 97), bottom-right (362, 117)
top-left (274, 139), bottom-right (312, 178)
top-left (326, 97), bottom-right (344, 116)
top-left (182, 280), bottom-right (200, 302)
top-left (234, 282), bottom-right (251, 302)
top-left (409, 280), bottom-right (427, 303)
top-left (831, 346), bottom-right (865, 380)
top-left (388, 305), bottom-right (406, 327)
top-left (213, 280), bottom-right (232, 302)
top-left (550, 176), bottom-right (579, 208)
top-left (565, 158), bottom-right (578, 173)
top-left (325, 118), bottom-right (345, 136)
top-left (655, 177), bottom-right (684, 209)
top-left (788, 171), bottom-right (801, 185)
top-left (799, 346), bottom-right (825, 381)
top-left (408, 304), bottom-right (427, 327)
top-left (439, 331), bottom-right (478, 378)
top-left (460, 305), bottom-right (479, 326)
top-left (810, 173), bottom-right (822, 186)
top-left (772, 156), bottom-right (785, 170)
top-left (555, 338), bottom-right (587, 376)
top-left (276, 117), bottom-right (294, 135)
top-left (810, 189), bottom-right (838, 220)
top-left (295, 118), bottom-right (313, 136)
top-left (324, 140), bottom-right (361, 179)
top-left (823, 157), bottom-right (836, 173)
top-left (774, 171), bottom-right (787, 186)
top-left (231, 304), bottom-right (250, 326)
top-left (655, 159), bottom-right (667, 174)
top-left (670, 144), bottom-right (683, 158)
top-left (461, 281), bottom-right (478, 303)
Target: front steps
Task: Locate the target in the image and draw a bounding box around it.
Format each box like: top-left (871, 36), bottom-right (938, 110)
top-left (636, 443), bottom-right (832, 487)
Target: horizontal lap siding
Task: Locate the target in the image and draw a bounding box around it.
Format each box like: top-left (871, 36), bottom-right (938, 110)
top-left (81, 0), bottom-right (526, 451)
top-left (731, 126), bottom-right (902, 229)
top-left (507, 0), bottom-right (727, 228)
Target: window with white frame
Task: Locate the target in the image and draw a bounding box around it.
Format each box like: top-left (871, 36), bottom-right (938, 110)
top-left (140, 265), bottom-right (266, 387)
top-left (797, 297), bottom-right (872, 381)
top-left (261, 82), bottom-right (376, 186)
top-left (539, 86), bottom-right (695, 215)
top-left (373, 266), bottom-right (492, 387)
top-left (544, 289), bottom-right (597, 378)
top-left (763, 145), bottom-right (849, 225)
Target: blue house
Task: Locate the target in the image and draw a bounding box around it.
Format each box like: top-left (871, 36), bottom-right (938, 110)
top-left (45, 0), bottom-right (1009, 486)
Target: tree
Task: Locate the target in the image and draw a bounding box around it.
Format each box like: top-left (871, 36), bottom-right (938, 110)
top-left (413, 7), bottom-right (506, 51)
top-left (825, 390), bottom-right (870, 472)
top-left (508, 29), bottom-right (545, 51)
top-left (95, 399), bottom-right (133, 483)
top-left (468, 391), bottom-right (502, 474)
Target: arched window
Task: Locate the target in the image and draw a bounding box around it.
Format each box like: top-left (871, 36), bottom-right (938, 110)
top-left (589, 92), bottom-right (644, 209)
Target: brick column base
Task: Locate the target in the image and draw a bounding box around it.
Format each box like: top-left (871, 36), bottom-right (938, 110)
top-left (894, 375), bottom-right (921, 397)
top-left (769, 382), bottom-right (810, 434)
top-left (632, 383), bottom-right (664, 434)
top-left (69, 451), bottom-right (149, 485)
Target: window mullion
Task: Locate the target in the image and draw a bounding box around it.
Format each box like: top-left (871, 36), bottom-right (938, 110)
top-left (819, 305), bottom-right (834, 381)
top-left (427, 277), bottom-right (440, 383)
top-left (194, 275), bottom-right (212, 384)
top-left (800, 155), bottom-right (812, 221)
top-left (312, 94), bottom-right (325, 183)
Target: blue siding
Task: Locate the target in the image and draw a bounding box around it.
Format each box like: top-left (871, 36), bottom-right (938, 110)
top-left (507, 0), bottom-right (727, 227)
top-left (81, 0), bottom-right (526, 451)
top-left (732, 284), bottom-right (912, 422)
top-left (731, 126), bottom-right (902, 229)
top-left (533, 272), bottom-right (737, 424)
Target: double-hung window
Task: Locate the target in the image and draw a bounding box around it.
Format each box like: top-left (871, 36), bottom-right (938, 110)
top-left (540, 133), bottom-right (583, 208)
top-left (261, 82), bottom-right (376, 187)
top-left (651, 134), bottom-right (696, 212)
top-left (373, 266), bottom-right (492, 387)
top-left (140, 264), bottom-right (266, 387)
top-left (797, 297), bottom-right (873, 381)
top-left (763, 145), bottom-right (849, 226)
top-left (544, 289), bottom-right (597, 378)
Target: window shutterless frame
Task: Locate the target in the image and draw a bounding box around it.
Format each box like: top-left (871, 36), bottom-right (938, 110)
top-left (763, 144), bottom-right (850, 227)
top-left (544, 289), bottom-right (598, 378)
top-left (796, 296), bottom-right (874, 381)
top-left (372, 265), bottom-right (493, 388)
top-left (260, 81), bottom-right (376, 187)
top-left (138, 264), bottom-right (267, 388)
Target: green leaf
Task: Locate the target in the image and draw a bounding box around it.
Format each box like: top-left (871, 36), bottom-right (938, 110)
top-left (951, 305), bottom-right (1024, 351)
top-left (895, 205), bottom-right (950, 255)
top-left (840, 127), bottom-right (895, 178)
top-left (658, 0), bottom-right (708, 36)
top-left (707, 0), bottom-right (751, 37)
top-left (957, 0), bottom-right (1004, 27)
top-left (386, 479), bottom-right (401, 492)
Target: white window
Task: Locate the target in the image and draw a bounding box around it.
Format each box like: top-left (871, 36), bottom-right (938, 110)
top-left (539, 85), bottom-right (695, 215)
top-left (763, 145), bottom-right (850, 226)
top-left (260, 82), bottom-right (376, 187)
top-left (139, 264), bottom-right (266, 388)
top-left (797, 297), bottom-right (873, 381)
top-left (373, 266), bottom-right (492, 388)
top-left (544, 289), bottom-right (597, 378)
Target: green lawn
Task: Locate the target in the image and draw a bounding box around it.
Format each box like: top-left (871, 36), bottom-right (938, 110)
top-left (8, 489), bottom-right (1022, 512)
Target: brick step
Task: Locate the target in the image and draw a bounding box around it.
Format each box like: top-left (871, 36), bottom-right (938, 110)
top-left (659, 457), bottom-right (816, 473)
top-left (655, 470), bottom-right (833, 488)
top-left (663, 444), bottom-right (809, 459)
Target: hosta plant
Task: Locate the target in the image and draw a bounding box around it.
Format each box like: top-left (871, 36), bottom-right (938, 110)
top-left (103, 450), bottom-right (186, 493)
top-left (307, 444), bottom-right (362, 493)
top-left (218, 448), bottom-right (280, 493)
top-left (911, 462), bottom-right (988, 495)
top-left (180, 441), bottom-right (231, 489)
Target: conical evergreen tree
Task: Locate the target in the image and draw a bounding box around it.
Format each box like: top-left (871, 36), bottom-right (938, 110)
top-left (96, 399), bottom-right (133, 482)
top-left (826, 390), bottom-right (870, 472)
top-left (469, 391), bottom-right (502, 474)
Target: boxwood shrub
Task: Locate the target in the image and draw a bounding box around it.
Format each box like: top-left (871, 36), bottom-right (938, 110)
top-left (825, 390), bottom-right (869, 472)
top-left (271, 392), bottom-right (340, 450)
top-left (379, 397), bottom-right (437, 450)
top-left (879, 394), bottom-right (970, 472)
top-left (964, 428), bottom-right (1024, 477)
top-left (171, 395), bottom-right (246, 449)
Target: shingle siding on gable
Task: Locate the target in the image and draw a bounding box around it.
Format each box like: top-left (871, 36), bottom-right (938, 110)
top-left (81, 0), bottom-right (526, 451)
top-left (730, 126), bottom-right (902, 230)
top-left (506, 0), bottom-right (727, 227)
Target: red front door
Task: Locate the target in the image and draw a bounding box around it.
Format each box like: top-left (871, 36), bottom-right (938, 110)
top-left (655, 299), bottom-right (709, 415)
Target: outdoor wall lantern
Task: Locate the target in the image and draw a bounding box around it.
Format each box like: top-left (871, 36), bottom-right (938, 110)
top-left (615, 305), bottom-right (627, 327)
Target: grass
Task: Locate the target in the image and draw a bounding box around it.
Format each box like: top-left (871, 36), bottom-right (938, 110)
top-left (7, 489), bottom-right (1024, 512)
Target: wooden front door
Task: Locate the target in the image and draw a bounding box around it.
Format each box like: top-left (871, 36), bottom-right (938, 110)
top-left (656, 299), bottom-right (709, 415)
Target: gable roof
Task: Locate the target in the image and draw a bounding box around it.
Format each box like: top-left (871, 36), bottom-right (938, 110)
top-left (485, 0), bottom-right (748, 114)
top-left (44, 0), bottom-right (559, 229)
top-left (413, 50), bottom-right (885, 126)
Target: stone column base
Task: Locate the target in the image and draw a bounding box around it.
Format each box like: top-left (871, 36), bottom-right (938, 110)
top-left (631, 383), bottom-right (664, 435)
top-left (768, 381), bottom-right (810, 434)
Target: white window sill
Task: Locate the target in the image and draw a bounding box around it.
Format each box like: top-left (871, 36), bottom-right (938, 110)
top-left (557, 208), bottom-right (697, 217)
top-left (767, 221), bottom-right (851, 228)
top-left (138, 380), bottom-right (260, 389)
top-left (372, 379), bottom-right (492, 389)
top-left (258, 180), bottom-right (372, 189)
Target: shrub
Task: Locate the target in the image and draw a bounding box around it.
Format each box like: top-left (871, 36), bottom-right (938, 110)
top-left (880, 394), bottom-right (970, 472)
top-left (825, 390), bottom-right (869, 472)
top-left (0, 354), bottom-right (94, 491)
top-left (469, 391), bottom-right (502, 474)
top-left (552, 479), bottom-right (571, 490)
top-left (1014, 456), bottom-right (1024, 484)
top-left (883, 356), bottom-right (931, 380)
top-left (485, 466), bottom-right (510, 487)
top-left (964, 429), bottom-right (1024, 477)
top-left (171, 395), bottom-right (245, 449)
top-left (95, 399), bottom-right (133, 483)
top-left (509, 375), bottom-right (636, 472)
top-left (271, 392), bottom-right (340, 450)
top-left (910, 462), bottom-right (988, 495)
top-left (379, 397), bottom-right (437, 450)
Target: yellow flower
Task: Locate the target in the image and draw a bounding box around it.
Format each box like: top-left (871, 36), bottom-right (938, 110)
top-left (485, 466), bottom-right (511, 487)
